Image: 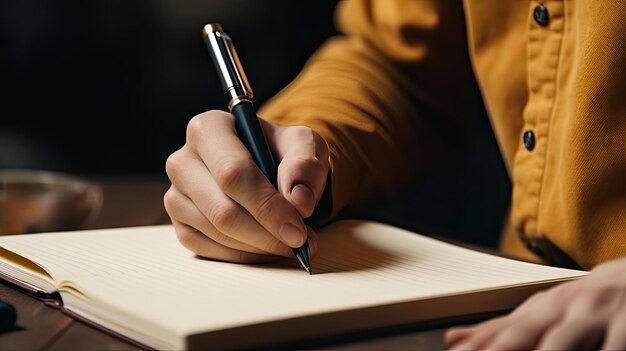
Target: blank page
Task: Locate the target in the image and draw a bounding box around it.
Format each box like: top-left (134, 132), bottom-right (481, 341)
top-left (0, 220), bottom-right (587, 346)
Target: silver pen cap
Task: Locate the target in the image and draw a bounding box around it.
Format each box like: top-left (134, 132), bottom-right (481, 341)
top-left (202, 23), bottom-right (254, 111)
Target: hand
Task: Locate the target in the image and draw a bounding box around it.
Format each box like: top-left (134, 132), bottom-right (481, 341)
top-left (164, 110), bottom-right (329, 263)
top-left (446, 256), bottom-right (626, 350)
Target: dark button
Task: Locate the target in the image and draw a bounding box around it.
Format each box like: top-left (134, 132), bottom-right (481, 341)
top-left (524, 238), bottom-right (584, 269)
top-left (533, 4), bottom-right (549, 27)
top-left (523, 130), bottom-right (536, 151)
top-left (526, 241), bottom-right (544, 257)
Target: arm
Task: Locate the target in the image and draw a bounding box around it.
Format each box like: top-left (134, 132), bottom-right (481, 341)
top-left (259, 0), bottom-right (483, 218)
top-left (164, 0), bottom-right (482, 262)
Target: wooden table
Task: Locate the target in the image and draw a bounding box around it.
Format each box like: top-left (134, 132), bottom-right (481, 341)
top-left (0, 177), bottom-right (495, 350)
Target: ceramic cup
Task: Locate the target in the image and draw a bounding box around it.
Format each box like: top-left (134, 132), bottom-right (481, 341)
top-left (0, 170), bottom-right (102, 235)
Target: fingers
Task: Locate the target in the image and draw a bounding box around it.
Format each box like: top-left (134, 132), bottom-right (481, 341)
top-left (445, 325), bottom-right (474, 347)
top-left (165, 150), bottom-right (294, 257)
top-left (164, 186), bottom-right (292, 257)
top-left (446, 316), bottom-right (509, 350)
top-left (446, 266), bottom-right (626, 351)
top-left (446, 290), bottom-right (565, 350)
top-left (537, 282), bottom-right (623, 351)
top-left (171, 219), bottom-right (272, 264)
top-left (187, 111), bottom-right (309, 248)
top-left (537, 317), bottom-right (605, 351)
top-left (448, 315), bottom-right (548, 351)
top-left (602, 307), bottom-right (626, 351)
top-left (166, 110), bottom-right (325, 263)
top-left (481, 291), bottom-right (566, 350)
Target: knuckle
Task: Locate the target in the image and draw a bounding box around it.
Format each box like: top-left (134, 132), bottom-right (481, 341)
top-left (186, 110), bottom-right (232, 143)
top-left (296, 154), bottom-right (324, 173)
top-left (208, 202), bottom-right (241, 233)
top-left (214, 158), bottom-right (256, 192)
top-left (162, 188), bottom-right (181, 215)
top-left (253, 192), bottom-right (282, 225)
top-left (165, 149), bottom-right (186, 180)
top-left (289, 125), bottom-right (313, 139)
top-left (581, 282), bottom-right (621, 308)
top-left (288, 126), bottom-right (329, 159)
top-left (186, 114), bottom-right (209, 143)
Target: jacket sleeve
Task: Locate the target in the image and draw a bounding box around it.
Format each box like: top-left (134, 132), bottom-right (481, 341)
top-left (258, 0), bottom-right (483, 219)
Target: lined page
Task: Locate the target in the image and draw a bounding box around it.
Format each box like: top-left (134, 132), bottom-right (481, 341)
top-left (0, 221), bottom-right (587, 342)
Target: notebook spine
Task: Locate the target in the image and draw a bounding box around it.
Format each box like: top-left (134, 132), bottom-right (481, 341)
top-left (0, 272), bottom-right (63, 307)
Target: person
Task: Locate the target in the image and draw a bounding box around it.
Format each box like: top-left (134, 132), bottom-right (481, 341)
top-left (163, 0), bottom-right (626, 349)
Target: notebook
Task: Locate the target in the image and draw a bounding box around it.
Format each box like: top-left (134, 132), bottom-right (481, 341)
top-left (0, 220), bottom-right (586, 350)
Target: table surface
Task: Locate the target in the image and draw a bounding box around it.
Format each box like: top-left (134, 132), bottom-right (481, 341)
top-left (0, 176), bottom-right (494, 350)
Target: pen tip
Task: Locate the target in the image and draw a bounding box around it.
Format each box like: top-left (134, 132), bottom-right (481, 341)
top-left (293, 244), bottom-right (312, 275)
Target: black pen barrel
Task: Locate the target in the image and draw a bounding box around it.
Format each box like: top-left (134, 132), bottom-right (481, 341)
top-left (232, 101), bottom-right (278, 188)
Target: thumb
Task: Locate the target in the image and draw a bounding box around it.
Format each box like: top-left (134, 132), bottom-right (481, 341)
top-left (290, 183), bottom-right (317, 217)
top-left (278, 156), bottom-right (328, 218)
top-left (271, 126), bottom-right (329, 218)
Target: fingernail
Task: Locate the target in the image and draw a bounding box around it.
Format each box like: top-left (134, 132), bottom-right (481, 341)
top-left (291, 184), bottom-right (314, 216)
top-left (279, 223), bottom-right (305, 247)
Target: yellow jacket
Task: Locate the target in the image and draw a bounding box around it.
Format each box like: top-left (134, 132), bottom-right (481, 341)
top-left (259, 0), bottom-right (626, 269)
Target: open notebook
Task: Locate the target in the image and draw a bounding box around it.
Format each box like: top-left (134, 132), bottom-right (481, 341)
top-left (0, 220), bottom-right (586, 350)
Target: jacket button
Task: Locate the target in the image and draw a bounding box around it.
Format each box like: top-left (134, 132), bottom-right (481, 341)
top-left (533, 4), bottom-right (549, 27)
top-left (526, 241), bottom-right (544, 258)
top-left (523, 130), bottom-right (536, 151)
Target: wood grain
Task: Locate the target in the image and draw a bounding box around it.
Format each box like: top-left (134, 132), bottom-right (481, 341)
top-left (0, 282), bottom-right (73, 350)
top-left (48, 321), bottom-right (142, 351)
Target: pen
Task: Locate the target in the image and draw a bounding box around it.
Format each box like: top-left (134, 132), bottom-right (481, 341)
top-left (202, 23), bottom-right (312, 274)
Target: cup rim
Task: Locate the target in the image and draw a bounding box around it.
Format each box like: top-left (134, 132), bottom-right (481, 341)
top-left (0, 169), bottom-right (100, 200)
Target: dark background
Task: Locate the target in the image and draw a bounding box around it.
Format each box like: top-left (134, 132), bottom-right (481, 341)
top-left (0, 0), bottom-right (510, 248)
top-left (0, 0), bottom-right (338, 173)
